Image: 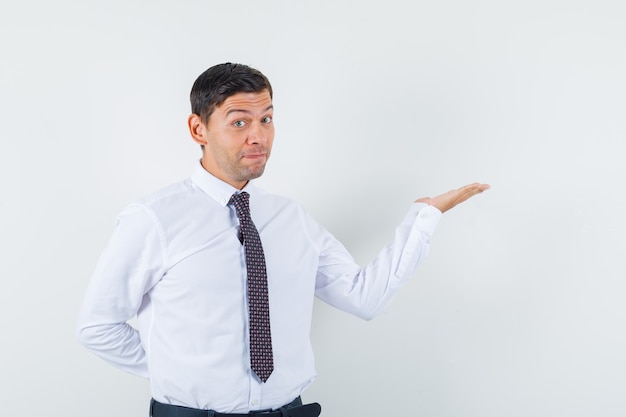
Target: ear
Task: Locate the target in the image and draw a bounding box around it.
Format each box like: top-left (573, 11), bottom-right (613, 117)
top-left (188, 114), bottom-right (208, 146)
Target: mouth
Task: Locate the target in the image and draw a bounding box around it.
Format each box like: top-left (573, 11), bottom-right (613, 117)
top-left (240, 150), bottom-right (268, 161)
top-left (243, 153), bottom-right (266, 159)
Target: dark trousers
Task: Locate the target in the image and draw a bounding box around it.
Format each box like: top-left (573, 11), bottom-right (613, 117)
top-left (150, 396), bottom-right (321, 417)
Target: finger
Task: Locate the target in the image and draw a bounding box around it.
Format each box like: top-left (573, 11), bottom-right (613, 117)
top-left (458, 183), bottom-right (490, 197)
top-left (449, 183), bottom-right (490, 207)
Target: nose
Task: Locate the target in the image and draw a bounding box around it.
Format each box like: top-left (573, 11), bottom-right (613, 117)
top-left (247, 122), bottom-right (267, 145)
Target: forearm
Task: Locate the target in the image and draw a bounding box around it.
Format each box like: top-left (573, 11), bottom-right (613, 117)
top-left (77, 320), bottom-right (149, 377)
top-left (315, 202), bottom-right (441, 320)
top-left (77, 203), bottom-right (165, 377)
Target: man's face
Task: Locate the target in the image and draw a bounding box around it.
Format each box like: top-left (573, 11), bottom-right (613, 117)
top-left (197, 90), bottom-right (274, 189)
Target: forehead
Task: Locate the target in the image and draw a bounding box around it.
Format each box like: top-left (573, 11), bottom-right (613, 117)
top-left (218, 90), bottom-right (273, 114)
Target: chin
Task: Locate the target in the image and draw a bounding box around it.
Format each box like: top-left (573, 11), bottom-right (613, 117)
top-left (249, 169), bottom-right (266, 180)
top-left (240, 166), bottom-right (266, 181)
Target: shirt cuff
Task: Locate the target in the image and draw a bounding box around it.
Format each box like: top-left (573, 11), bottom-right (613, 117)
top-left (409, 202), bottom-right (442, 237)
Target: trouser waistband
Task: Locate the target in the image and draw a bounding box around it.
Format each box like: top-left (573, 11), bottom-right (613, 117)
top-left (150, 396), bottom-right (321, 417)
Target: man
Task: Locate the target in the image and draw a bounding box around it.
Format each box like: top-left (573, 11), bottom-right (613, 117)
top-left (77, 62), bottom-right (489, 416)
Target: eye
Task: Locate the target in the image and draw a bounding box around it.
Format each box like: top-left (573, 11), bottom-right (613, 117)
top-left (261, 116), bottom-right (273, 124)
top-left (233, 120), bottom-right (246, 128)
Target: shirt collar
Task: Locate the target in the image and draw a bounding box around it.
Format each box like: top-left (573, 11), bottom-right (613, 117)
top-left (190, 161), bottom-right (259, 207)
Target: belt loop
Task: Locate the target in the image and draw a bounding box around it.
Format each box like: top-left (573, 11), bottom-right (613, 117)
top-left (149, 398), bottom-right (155, 417)
top-left (207, 411), bottom-right (215, 417)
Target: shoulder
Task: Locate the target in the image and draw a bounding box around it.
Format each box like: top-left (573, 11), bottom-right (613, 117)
top-left (137, 178), bottom-right (195, 207)
top-left (250, 187), bottom-right (325, 235)
top-left (118, 177), bottom-right (198, 223)
top-left (249, 185), bottom-right (307, 214)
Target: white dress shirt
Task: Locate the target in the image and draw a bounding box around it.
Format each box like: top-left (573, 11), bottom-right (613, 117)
top-left (77, 162), bottom-right (442, 413)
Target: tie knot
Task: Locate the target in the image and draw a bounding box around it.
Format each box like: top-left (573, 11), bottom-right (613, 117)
top-left (229, 192), bottom-right (251, 219)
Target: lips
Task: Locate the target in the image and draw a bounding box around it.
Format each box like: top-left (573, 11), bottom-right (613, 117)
top-left (240, 149), bottom-right (268, 160)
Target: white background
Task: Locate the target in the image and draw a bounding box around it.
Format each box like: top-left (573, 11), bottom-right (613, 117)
top-left (2, 1), bottom-right (626, 416)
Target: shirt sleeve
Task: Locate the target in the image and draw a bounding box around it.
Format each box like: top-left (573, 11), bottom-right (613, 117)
top-left (76, 203), bottom-right (167, 377)
top-left (312, 202), bottom-right (442, 320)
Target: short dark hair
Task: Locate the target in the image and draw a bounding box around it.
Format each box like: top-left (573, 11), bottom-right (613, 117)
top-left (190, 63), bottom-right (273, 124)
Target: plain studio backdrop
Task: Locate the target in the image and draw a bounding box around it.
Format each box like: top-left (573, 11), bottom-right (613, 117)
top-left (2, 0), bottom-right (625, 416)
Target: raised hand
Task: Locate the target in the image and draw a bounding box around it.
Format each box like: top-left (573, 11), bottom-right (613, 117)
top-left (416, 183), bottom-right (490, 213)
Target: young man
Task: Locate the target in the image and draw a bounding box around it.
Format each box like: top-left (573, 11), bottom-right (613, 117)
top-left (77, 63), bottom-right (489, 417)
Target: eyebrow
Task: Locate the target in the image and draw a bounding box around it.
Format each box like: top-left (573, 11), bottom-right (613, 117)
top-left (225, 105), bottom-right (274, 117)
